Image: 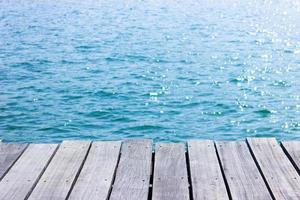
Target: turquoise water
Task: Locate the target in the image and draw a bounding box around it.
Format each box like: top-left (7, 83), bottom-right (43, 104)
top-left (1, 0), bottom-right (300, 143)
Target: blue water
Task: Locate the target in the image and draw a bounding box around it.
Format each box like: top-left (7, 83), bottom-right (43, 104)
top-left (1, 0), bottom-right (300, 143)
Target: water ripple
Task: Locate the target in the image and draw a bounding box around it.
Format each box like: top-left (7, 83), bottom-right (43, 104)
top-left (1, 0), bottom-right (300, 142)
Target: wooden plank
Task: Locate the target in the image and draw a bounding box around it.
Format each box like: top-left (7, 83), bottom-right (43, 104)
top-left (0, 142), bottom-right (28, 179)
top-left (152, 143), bottom-right (189, 200)
top-left (109, 139), bottom-right (152, 200)
top-left (216, 141), bottom-right (272, 200)
top-left (0, 144), bottom-right (58, 200)
top-left (28, 141), bottom-right (90, 200)
top-left (68, 141), bottom-right (121, 200)
top-left (188, 140), bottom-right (228, 200)
top-left (282, 141), bottom-right (300, 172)
top-left (247, 138), bottom-right (300, 199)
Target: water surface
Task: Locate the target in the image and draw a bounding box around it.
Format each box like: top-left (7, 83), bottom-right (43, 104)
top-left (1, 0), bottom-right (300, 142)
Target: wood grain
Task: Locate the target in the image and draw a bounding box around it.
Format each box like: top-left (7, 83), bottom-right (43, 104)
top-left (0, 144), bottom-right (58, 200)
top-left (188, 140), bottom-right (229, 200)
top-left (68, 141), bottom-right (121, 200)
top-left (109, 139), bottom-right (152, 200)
top-left (282, 141), bottom-right (300, 172)
top-left (28, 141), bottom-right (90, 200)
top-left (216, 141), bottom-right (272, 200)
top-left (152, 143), bottom-right (189, 200)
top-left (247, 138), bottom-right (300, 199)
top-left (0, 142), bottom-right (28, 179)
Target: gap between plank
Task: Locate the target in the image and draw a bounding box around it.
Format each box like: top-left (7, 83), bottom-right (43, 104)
top-left (0, 143), bottom-right (29, 181)
top-left (214, 142), bottom-right (232, 200)
top-left (105, 143), bottom-right (123, 200)
top-left (245, 140), bottom-right (276, 200)
top-left (24, 143), bottom-right (61, 200)
top-left (280, 142), bottom-right (300, 175)
top-left (185, 151), bottom-right (194, 200)
top-left (65, 142), bottom-right (93, 200)
top-left (147, 151), bottom-right (155, 200)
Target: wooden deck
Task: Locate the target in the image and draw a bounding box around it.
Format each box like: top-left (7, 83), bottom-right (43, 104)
top-left (0, 138), bottom-right (299, 200)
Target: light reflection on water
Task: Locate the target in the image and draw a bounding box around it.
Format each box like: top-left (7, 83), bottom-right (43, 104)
top-left (0, 0), bottom-right (300, 143)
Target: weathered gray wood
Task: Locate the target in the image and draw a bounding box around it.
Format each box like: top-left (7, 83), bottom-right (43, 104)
top-left (188, 140), bottom-right (228, 200)
top-left (28, 141), bottom-right (90, 200)
top-left (282, 141), bottom-right (300, 172)
top-left (152, 143), bottom-right (189, 200)
top-left (216, 141), bottom-right (272, 200)
top-left (0, 144), bottom-right (58, 200)
top-left (0, 142), bottom-right (28, 179)
top-left (68, 141), bottom-right (121, 200)
top-left (247, 138), bottom-right (300, 199)
top-left (109, 139), bottom-right (152, 200)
